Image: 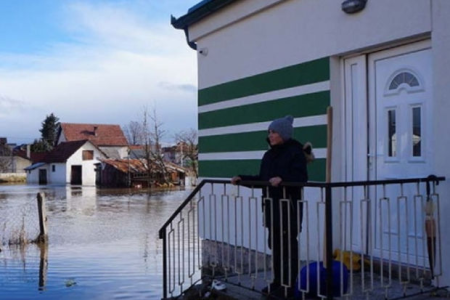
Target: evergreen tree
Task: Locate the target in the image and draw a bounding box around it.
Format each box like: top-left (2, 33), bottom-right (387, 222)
top-left (39, 113), bottom-right (60, 146)
top-left (31, 113), bottom-right (60, 153)
top-left (30, 139), bottom-right (52, 152)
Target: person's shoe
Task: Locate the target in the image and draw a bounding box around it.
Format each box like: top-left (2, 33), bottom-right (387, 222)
top-left (261, 282), bottom-right (281, 295)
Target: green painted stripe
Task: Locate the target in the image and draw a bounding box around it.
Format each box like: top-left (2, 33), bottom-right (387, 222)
top-left (199, 91), bottom-right (329, 130)
top-left (199, 158), bottom-right (326, 182)
top-left (199, 125), bottom-right (327, 153)
top-left (199, 57), bottom-right (330, 106)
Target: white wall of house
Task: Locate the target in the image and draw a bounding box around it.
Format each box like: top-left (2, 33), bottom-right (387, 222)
top-left (430, 0), bottom-right (450, 286)
top-left (66, 142), bottom-right (105, 185)
top-left (26, 142), bottom-right (106, 185)
top-left (26, 169), bottom-right (37, 184)
top-left (191, 0), bottom-right (431, 89)
top-left (186, 0), bottom-right (450, 286)
top-left (26, 166), bottom-right (47, 184)
top-left (48, 163), bottom-right (67, 184)
top-left (56, 134), bottom-right (66, 145)
top-left (11, 156), bottom-right (30, 173)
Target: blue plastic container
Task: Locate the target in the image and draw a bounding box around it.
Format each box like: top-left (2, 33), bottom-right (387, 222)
top-left (295, 261), bottom-right (349, 298)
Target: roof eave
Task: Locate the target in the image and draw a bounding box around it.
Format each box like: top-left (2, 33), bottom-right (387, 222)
top-left (171, 0), bottom-right (237, 28)
top-left (171, 0), bottom-right (237, 50)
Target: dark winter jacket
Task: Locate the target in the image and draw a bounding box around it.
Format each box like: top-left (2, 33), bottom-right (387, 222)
top-left (239, 138), bottom-right (308, 228)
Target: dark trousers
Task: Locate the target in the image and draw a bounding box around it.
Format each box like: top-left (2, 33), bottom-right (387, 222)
top-left (265, 199), bottom-right (300, 289)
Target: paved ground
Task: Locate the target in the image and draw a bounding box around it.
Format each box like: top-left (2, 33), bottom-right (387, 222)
top-left (210, 280), bottom-right (449, 300)
top-left (181, 272), bottom-right (449, 300)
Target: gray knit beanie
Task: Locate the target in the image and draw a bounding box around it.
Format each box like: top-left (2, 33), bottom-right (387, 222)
top-left (268, 115), bottom-right (294, 141)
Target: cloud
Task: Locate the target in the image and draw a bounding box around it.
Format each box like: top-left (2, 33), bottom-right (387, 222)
top-left (0, 95), bottom-right (26, 116)
top-left (0, 1), bottom-right (198, 144)
top-left (158, 82), bottom-right (197, 93)
top-left (61, 1), bottom-right (190, 55)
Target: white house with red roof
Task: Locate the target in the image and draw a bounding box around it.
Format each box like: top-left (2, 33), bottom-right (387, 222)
top-left (25, 140), bottom-right (106, 185)
top-left (56, 123), bottom-right (129, 159)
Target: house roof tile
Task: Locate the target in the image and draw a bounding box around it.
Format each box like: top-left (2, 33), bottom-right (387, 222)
top-left (43, 140), bottom-right (88, 163)
top-left (60, 123), bottom-right (128, 147)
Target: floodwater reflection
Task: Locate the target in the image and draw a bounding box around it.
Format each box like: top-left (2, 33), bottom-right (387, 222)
top-left (0, 184), bottom-right (191, 300)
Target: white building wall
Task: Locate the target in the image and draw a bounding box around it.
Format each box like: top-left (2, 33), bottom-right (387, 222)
top-left (12, 156), bottom-right (30, 173)
top-left (48, 163), bottom-right (66, 184)
top-left (26, 168), bottom-right (43, 184)
top-left (184, 0), bottom-right (450, 285)
top-left (66, 143), bottom-right (105, 186)
top-left (191, 0), bottom-right (432, 89)
top-left (431, 0), bottom-right (450, 287)
top-left (56, 133), bottom-right (66, 145)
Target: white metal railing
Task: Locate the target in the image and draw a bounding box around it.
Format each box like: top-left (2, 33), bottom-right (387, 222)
top-left (159, 176), bottom-right (445, 300)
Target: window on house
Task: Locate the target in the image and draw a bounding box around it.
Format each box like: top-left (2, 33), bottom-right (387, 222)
top-left (52, 165), bottom-right (55, 172)
top-left (389, 71), bottom-right (419, 90)
top-left (386, 70), bottom-right (422, 95)
top-left (82, 150), bottom-right (94, 160)
top-left (412, 106), bottom-right (422, 157)
top-left (387, 109), bottom-right (397, 157)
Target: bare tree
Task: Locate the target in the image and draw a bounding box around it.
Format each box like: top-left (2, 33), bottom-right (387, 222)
top-left (147, 106), bottom-right (169, 184)
top-left (175, 128), bottom-right (198, 178)
top-left (139, 106), bottom-right (169, 185)
top-left (140, 107), bottom-right (153, 186)
top-left (123, 121), bottom-right (143, 145)
top-left (0, 157), bottom-right (12, 173)
top-left (0, 142), bottom-right (12, 173)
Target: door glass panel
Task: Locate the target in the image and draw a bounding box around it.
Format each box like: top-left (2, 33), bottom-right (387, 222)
top-left (388, 71), bottom-right (420, 90)
top-left (387, 109), bottom-right (396, 157)
top-left (412, 106), bottom-right (421, 157)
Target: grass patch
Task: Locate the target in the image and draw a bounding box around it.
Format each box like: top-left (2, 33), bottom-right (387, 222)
top-left (0, 175), bottom-right (26, 183)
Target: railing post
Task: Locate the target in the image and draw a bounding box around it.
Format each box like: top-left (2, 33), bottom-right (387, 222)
top-left (161, 228), bottom-right (168, 300)
top-left (325, 184), bottom-right (333, 300)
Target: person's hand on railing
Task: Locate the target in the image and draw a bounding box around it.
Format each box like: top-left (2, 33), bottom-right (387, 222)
top-left (269, 176), bottom-right (282, 187)
top-left (231, 176), bottom-right (241, 185)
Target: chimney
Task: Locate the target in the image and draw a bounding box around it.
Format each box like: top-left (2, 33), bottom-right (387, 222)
top-left (93, 126), bottom-right (98, 136)
top-left (27, 144), bottom-right (30, 159)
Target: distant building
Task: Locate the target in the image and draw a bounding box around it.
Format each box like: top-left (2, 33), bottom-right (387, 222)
top-left (56, 123), bottom-right (129, 159)
top-left (25, 140), bottom-right (107, 185)
top-left (97, 158), bottom-right (188, 188)
top-left (12, 146), bottom-right (46, 174)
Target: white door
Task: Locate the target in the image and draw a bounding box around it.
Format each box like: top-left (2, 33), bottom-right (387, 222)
top-left (368, 42), bottom-right (433, 264)
top-left (343, 41), bottom-right (433, 264)
top-left (343, 55), bottom-right (369, 254)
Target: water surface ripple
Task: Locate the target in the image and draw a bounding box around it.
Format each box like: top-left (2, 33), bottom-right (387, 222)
top-left (0, 184), bottom-right (190, 300)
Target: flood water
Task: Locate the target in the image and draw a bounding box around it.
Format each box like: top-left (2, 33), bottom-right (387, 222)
top-left (0, 184), bottom-right (191, 300)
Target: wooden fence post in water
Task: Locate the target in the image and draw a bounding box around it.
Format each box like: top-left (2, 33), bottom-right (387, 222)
top-left (36, 193), bottom-right (48, 243)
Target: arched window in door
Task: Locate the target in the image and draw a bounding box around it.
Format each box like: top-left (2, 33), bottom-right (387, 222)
top-left (385, 69), bottom-right (423, 95)
top-left (384, 68), bottom-right (425, 159)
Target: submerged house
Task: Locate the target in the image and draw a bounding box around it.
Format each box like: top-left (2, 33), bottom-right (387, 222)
top-left (25, 123), bottom-right (129, 186)
top-left (159, 0), bottom-right (450, 299)
top-left (56, 123), bottom-right (129, 159)
top-left (12, 146), bottom-right (47, 174)
top-left (25, 140), bottom-right (106, 185)
top-left (97, 158), bottom-right (188, 188)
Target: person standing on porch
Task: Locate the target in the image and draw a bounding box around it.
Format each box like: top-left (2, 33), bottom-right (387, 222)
top-left (231, 115), bottom-right (310, 298)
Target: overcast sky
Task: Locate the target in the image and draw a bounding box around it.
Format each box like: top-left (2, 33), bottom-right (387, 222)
top-left (0, 0), bottom-right (199, 145)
